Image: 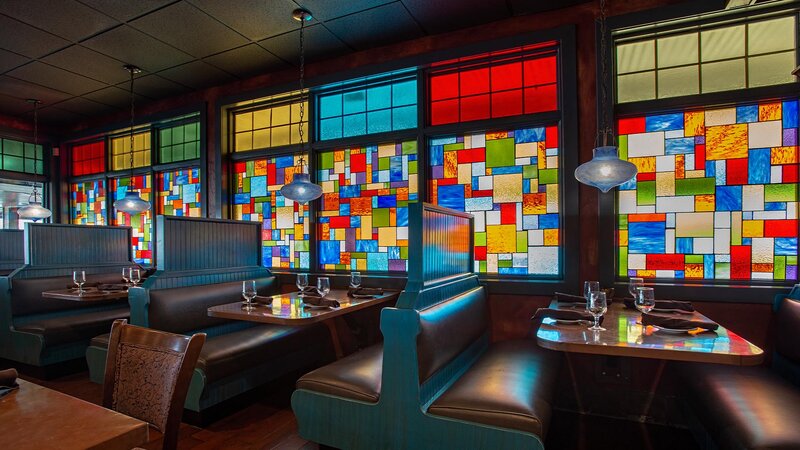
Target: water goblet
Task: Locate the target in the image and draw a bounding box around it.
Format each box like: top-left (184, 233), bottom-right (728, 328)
top-left (317, 277), bottom-right (330, 298)
top-left (635, 287), bottom-right (656, 314)
top-left (296, 273), bottom-right (309, 298)
top-left (73, 270), bottom-right (86, 295)
top-left (584, 281), bottom-right (600, 305)
top-left (121, 267), bottom-right (130, 286)
top-left (587, 291), bottom-right (607, 331)
top-left (129, 268), bottom-right (141, 287)
top-left (350, 272), bottom-right (362, 289)
top-left (628, 277), bottom-right (644, 299)
top-left (242, 280), bottom-right (256, 311)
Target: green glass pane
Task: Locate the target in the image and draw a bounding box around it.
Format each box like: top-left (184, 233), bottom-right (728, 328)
top-left (185, 122), bottom-right (199, 142)
top-left (160, 128), bottom-right (172, 146)
top-left (185, 141), bottom-right (199, 160)
top-left (35, 160), bottom-right (43, 175)
top-left (24, 143), bottom-right (35, 158)
top-left (35, 145), bottom-right (42, 159)
top-left (3, 139), bottom-right (23, 156)
top-left (160, 147), bottom-right (172, 164)
top-left (24, 159), bottom-right (35, 173)
top-left (4, 155), bottom-right (23, 172)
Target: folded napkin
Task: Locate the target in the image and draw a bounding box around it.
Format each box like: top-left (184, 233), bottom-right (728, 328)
top-left (97, 283), bottom-right (128, 291)
top-left (297, 286), bottom-right (316, 294)
top-left (0, 368), bottom-right (19, 399)
top-left (65, 282), bottom-right (100, 289)
top-left (303, 295), bottom-right (340, 308)
top-left (641, 312), bottom-right (718, 331)
top-left (252, 295), bottom-right (273, 305)
top-left (348, 287), bottom-right (384, 298)
top-left (624, 299), bottom-right (694, 312)
top-left (532, 308), bottom-right (603, 324)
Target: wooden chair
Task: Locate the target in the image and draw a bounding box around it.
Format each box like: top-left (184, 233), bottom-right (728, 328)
top-left (102, 319), bottom-right (206, 450)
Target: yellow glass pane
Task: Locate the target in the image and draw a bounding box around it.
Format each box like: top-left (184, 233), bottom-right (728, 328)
top-left (235, 112), bottom-right (253, 132)
top-left (111, 137), bottom-right (125, 155)
top-left (235, 131), bottom-right (252, 152)
top-left (658, 66), bottom-right (699, 98)
top-left (113, 155), bottom-right (126, 170)
top-left (748, 16), bottom-right (795, 55)
top-left (701, 25), bottom-right (745, 62)
top-left (253, 109), bottom-right (270, 129)
top-left (291, 102), bottom-right (306, 123)
top-left (272, 125), bottom-right (290, 147)
top-left (749, 51), bottom-right (796, 87)
top-left (617, 72), bottom-right (655, 103)
top-left (701, 59), bottom-right (745, 93)
top-left (133, 151), bottom-right (145, 167)
top-left (657, 33), bottom-right (698, 67)
top-left (134, 132), bottom-right (150, 151)
top-left (253, 129), bottom-right (270, 149)
top-left (272, 105), bottom-right (290, 126)
top-left (616, 40), bottom-right (655, 74)
top-left (290, 124), bottom-right (304, 145)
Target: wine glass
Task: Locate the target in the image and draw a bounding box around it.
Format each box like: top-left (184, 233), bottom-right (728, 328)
top-left (635, 287), bottom-right (656, 314)
top-left (296, 273), bottom-right (308, 298)
top-left (584, 281), bottom-right (600, 305)
top-left (242, 280), bottom-right (256, 311)
top-left (121, 267), bottom-right (130, 286)
top-left (628, 277), bottom-right (644, 299)
top-left (587, 291), bottom-right (607, 331)
top-left (129, 268), bottom-right (141, 287)
top-left (350, 272), bottom-right (362, 289)
top-left (317, 277), bottom-right (330, 298)
top-left (73, 270), bottom-right (86, 295)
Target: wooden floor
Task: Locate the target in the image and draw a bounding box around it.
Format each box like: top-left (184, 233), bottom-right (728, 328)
top-left (21, 371), bottom-right (699, 450)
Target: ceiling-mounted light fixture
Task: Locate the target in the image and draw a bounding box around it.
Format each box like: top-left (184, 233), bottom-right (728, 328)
top-left (17, 99), bottom-right (51, 222)
top-left (279, 8), bottom-right (322, 205)
top-left (574, 0), bottom-right (637, 193)
top-left (113, 64), bottom-right (151, 215)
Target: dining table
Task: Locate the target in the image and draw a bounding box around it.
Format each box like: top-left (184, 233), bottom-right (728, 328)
top-left (42, 287), bottom-right (129, 302)
top-left (0, 379), bottom-right (149, 450)
top-left (208, 289), bottom-right (400, 358)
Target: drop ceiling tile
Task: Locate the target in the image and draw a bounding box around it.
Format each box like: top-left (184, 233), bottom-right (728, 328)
top-left (0, 49), bottom-right (30, 74)
top-left (82, 24), bottom-right (194, 73)
top-left (51, 96), bottom-right (120, 116)
top-left (116, 73), bottom-right (191, 99)
top-left (402, 0), bottom-right (510, 34)
top-left (24, 105), bottom-right (87, 124)
top-left (82, 85), bottom-right (148, 108)
top-left (0, 0), bottom-right (119, 42)
top-left (0, 93), bottom-right (31, 116)
top-left (204, 44), bottom-right (289, 78)
top-left (157, 60), bottom-right (236, 90)
top-left (7, 62), bottom-right (108, 96)
top-left (0, 75), bottom-right (73, 105)
top-left (324, 3), bottom-right (424, 50)
top-left (188, 0), bottom-right (299, 41)
top-left (129, 2), bottom-right (249, 58)
top-left (258, 24), bottom-right (349, 65)
top-left (76, 0), bottom-right (176, 22)
top-left (0, 15), bottom-right (70, 59)
top-left (41, 45), bottom-right (129, 85)
top-left (296, 0), bottom-right (397, 21)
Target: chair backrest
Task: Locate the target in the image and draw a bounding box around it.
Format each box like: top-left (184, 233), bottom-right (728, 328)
top-left (102, 319), bottom-right (206, 450)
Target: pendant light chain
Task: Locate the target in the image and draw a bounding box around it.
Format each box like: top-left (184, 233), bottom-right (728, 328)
top-left (598, 0), bottom-right (612, 147)
top-left (32, 100), bottom-right (40, 202)
top-left (129, 67), bottom-right (135, 173)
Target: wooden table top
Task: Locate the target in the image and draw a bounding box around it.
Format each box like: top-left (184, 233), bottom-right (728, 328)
top-left (42, 288), bottom-right (128, 302)
top-left (208, 289), bottom-right (399, 325)
top-left (0, 379), bottom-right (149, 450)
top-left (536, 301), bottom-right (764, 366)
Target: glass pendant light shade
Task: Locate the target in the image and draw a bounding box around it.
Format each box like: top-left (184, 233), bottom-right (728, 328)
top-left (280, 172), bottom-right (322, 204)
top-left (574, 146), bottom-right (637, 193)
top-left (113, 191), bottom-right (151, 214)
top-left (18, 190), bottom-right (51, 221)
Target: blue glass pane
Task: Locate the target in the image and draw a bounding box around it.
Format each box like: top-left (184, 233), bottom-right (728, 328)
top-left (392, 79), bottom-right (416, 106)
top-left (367, 110), bottom-right (392, 134)
top-left (343, 91), bottom-right (366, 114)
top-left (343, 114), bottom-right (367, 137)
top-left (320, 117), bottom-right (343, 140)
top-left (367, 85), bottom-right (391, 110)
top-left (319, 94), bottom-right (342, 119)
top-left (392, 105), bottom-right (417, 130)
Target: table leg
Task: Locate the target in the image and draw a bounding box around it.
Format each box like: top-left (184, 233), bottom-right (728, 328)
top-left (639, 359), bottom-right (667, 423)
top-left (323, 319), bottom-right (344, 359)
top-left (564, 353), bottom-right (585, 415)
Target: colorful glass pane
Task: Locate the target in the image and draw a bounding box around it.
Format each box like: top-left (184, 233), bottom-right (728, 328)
top-left (429, 126), bottom-right (561, 275)
top-left (159, 121), bottom-right (200, 163)
top-left (157, 168), bottom-right (201, 217)
top-left (0, 138), bottom-right (43, 175)
top-left (111, 131), bottom-right (151, 170)
top-left (70, 180), bottom-right (106, 225)
top-left (71, 141), bottom-right (105, 176)
top-left (232, 155), bottom-right (310, 269)
top-left (617, 99), bottom-right (800, 281)
top-left (317, 141), bottom-right (419, 272)
top-left (233, 100), bottom-right (308, 152)
top-left (111, 175), bottom-right (153, 265)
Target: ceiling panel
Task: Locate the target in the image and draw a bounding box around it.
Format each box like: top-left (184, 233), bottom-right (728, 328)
top-left (0, 93), bottom-right (32, 116)
top-left (402, 0), bottom-right (511, 34)
top-left (0, 49), bottom-right (30, 74)
top-left (6, 62), bottom-right (107, 96)
top-left (188, 0), bottom-right (300, 41)
top-left (204, 44), bottom-right (289, 78)
top-left (157, 60), bottom-right (237, 89)
top-left (76, 0), bottom-right (177, 22)
top-left (508, 0), bottom-right (590, 16)
top-left (129, 2), bottom-right (249, 58)
top-left (297, 0), bottom-right (398, 21)
top-left (82, 24), bottom-right (194, 73)
top-left (22, 105), bottom-right (87, 124)
top-left (0, 75), bottom-right (73, 105)
top-left (81, 85), bottom-right (149, 109)
top-left (115, 73), bottom-right (192, 99)
top-left (0, 15), bottom-right (70, 59)
top-left (0, 0), bottom-right (119, 42)
top-left (324, 2), bottom-right (424, 50)
top-left (51, 97), bottom-right (120, 116)
top-left (41, 45), bottom-right (129, 85)
top-left (259, 24), bottom-right (350, 65)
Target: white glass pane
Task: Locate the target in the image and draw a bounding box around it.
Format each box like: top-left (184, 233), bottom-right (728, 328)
top-left (749, 51), bottom-right (797, 87)
top-left (617, 71), bottom-right (656, 103)
top-left (658, 66), bottom-right (699, 98)
top-left (701, 59), bottom-right (745, 93)
top-left (701, 25), bottom-right (745, 62)
top-left (616, 40), bottom-right (655, 74)
top-left (748, 16), bottom-right (795, 55)
top-left (657, 33), bottom-right (699, 67)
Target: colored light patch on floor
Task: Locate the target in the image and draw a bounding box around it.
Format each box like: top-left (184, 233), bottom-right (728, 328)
top-left (430, 125), bottom-right (560, 276)
top-left (157, 168), bottom-right (201, 217)
top-left (232, 154), bottom-right (310, 269)
top-left (70, 180), bottom-right (106, 225)
top-left (317, 141), bottom-right (417, 272)
top-left (617, 99), bottom-right (800, 281)
top-left (112, 175), bottom-right (153, 265)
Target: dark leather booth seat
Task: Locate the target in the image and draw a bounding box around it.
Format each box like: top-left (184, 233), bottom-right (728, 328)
top-left (296, 344), bottom-right (383, 403)
top-left (16, 306), bottom-right (129, 346)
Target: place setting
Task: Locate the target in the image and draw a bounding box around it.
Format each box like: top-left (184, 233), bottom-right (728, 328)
top-left (624, 280), bottom-right (719, 335)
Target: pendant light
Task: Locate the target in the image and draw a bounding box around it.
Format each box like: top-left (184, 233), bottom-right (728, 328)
top-left (17, 99), bottom-right (52, 222)
top-left (574, 0), bottom-right (637, 193)
top-left (279, 8), bottom-right (322, 205)
top-left (113, 64), bottom-right (151, 215)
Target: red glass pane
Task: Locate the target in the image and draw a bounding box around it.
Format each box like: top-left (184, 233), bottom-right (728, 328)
top-left (491, 62), bottom-right (522, 91)
top-left (430, 73), bottom-right (459, 101)
top-left (617, 117), bottom-right (646, 134)
top-left (460, 95), bottom-right (490, 122)
top-left (524, 55), bottom-right (557, 86)
top-left (72, 141), bottom-right (106, 176)
top-left (491, 91), bottom-right (522, 118)
top-left (431, 99), bottom-right (459, 125)
top-left (460, 68), bottom-right (489, 96)
top-left (546, 125), bottom-right (559, 148)
top-left (523, 84), bottom-right (558, 114)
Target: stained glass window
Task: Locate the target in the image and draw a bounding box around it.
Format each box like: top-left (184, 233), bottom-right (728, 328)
top-left (317, 141), bottom-right (418, 272)
top-left (233, 99), bottom-right (308, 152)
top-left (232, 155), bottom-right (310, 269)
top-left (111, 175), bottom-right (153, 265)
top-left (70, 180), bottom-right (106, 225)
top-left (157, 168), bottom-right (201, 217)
top-left (0, 138), bottom-right (43, 175)
top-left (159, 121), bottom-right (200, 163)
top-left (316, 70), bottom-right (417, 140)
top-left (111, 131), bottom-right (151, 170)
top-left (429, 127), bottom-right (561, 275)
top-left (617, 100), bottom-right (800, 281)
top-left (428, 47), bottom-right (558, 126)
top-left (71, 141), bottom-right (105, 176)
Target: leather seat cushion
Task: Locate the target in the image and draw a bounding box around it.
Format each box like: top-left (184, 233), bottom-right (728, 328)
top-left (11, 273), bottom-right (125, 316)
top-left (197, 323), bottom-right (328, 383)
top-left (682, 363), bottom-right (800, 449)
top-left (15, 307), bottom-right (130, 346)
top-left (428, 340), bottom-right (561, 438)
top-left (90, 333), bottom-right (110, 348)
top-left (296, 344), bottom-right (383, 403)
